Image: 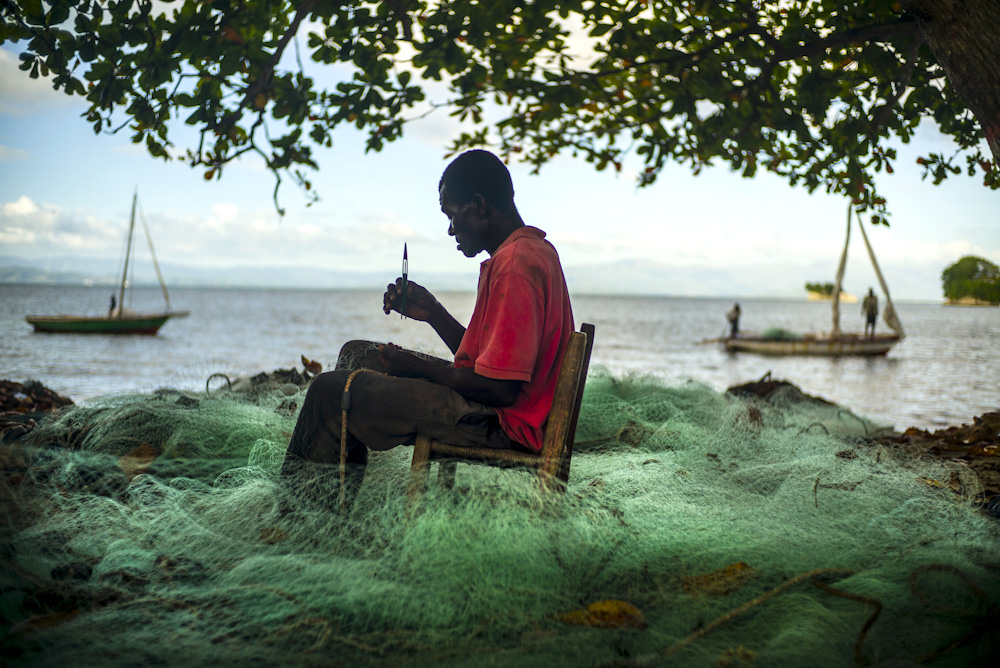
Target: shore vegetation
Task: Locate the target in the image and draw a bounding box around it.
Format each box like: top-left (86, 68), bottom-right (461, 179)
top-left (942, 256), bottom-right (1000, 305)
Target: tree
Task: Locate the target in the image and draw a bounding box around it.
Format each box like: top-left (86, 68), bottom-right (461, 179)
top-left (941, 256), bottom-right (1000, 304)
top-left (3, 0), bottom-right (998, 215)
top-left (805, 282), bottom-right (835, 297)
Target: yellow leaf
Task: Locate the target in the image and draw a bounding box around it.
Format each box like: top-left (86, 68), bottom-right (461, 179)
top-left (718, 645), bottom-right (758, 667)
top-left (118, 443), bottom-right (158, 481)
top-left (682, 562), bottom-right (756, 597)
top-left (556, 599), bottom-right (647, 629)
top-left (301, 355), bottom-right (322, 375)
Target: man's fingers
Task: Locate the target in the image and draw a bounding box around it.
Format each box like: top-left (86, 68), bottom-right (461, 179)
top-left (383, 283), bottom-right (398, 314)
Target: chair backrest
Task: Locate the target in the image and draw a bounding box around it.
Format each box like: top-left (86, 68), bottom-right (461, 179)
top-left (539, 323), bottom-right (595, 482)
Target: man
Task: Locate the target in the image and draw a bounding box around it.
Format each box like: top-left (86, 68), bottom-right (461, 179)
top-left (726, 303), bottom-right (740, 338)
top-left (862, 288), bottom-right (878, 338)
top-left (281, 150), bottom-right (574, 505)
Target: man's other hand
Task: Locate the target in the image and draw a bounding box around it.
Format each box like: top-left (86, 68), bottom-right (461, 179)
top-left (383, 279), bottom-right (438, 321)
top-left (377, 344), bottom-right (429, 378)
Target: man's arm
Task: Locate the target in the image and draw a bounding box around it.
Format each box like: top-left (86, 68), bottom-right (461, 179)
top-left (378, 346), bottom-right (521, 406)
top-left (384, 278), bottom-right (466, 353)
top-left (424, 301), bottom-right (467, 355)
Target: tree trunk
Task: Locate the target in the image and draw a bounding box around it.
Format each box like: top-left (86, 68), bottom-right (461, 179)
top-left (904, 0), bottom-right (1000, 162)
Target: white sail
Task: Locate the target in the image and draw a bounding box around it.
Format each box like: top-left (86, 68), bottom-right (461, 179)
top-left (138, 200), bottom-right (173, 312)
top-left (830, 203), bottom-right (851, 338)
top-left (856, 210), bottom-right (904, 336)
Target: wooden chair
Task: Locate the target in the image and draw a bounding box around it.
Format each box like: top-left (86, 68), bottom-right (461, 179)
top-left (406, 323), bottom-right (595, 506)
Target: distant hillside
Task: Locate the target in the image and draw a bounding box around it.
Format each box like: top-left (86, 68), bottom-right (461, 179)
top-left (0, 254), bottom-right (944, 300)
top-left (0, 265), bottom-right (119, 286)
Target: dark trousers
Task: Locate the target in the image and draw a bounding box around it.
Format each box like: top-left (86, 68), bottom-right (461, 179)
top-left (281, 341), bottom-right (515, 484)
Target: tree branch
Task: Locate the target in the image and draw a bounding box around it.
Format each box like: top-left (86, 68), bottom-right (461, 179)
top-left (238, 0), bottom-right (319, 112)
top-left (872, 33), bottom-right (926, 132)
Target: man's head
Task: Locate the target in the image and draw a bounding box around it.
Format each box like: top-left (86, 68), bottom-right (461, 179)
top-left (439, 150), bottom-right (522, 258)
top-left (439, 149), bottom-right (516, 214)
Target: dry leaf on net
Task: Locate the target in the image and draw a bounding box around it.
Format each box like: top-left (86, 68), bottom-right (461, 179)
top-left (682, 562), bottom-right (756, 597)
top-left (118, 443), bottom-right (159, 481)
top-left (556, 599), bottom-right (647, 630)
top-left (301, 355), bottom-right (323, 376)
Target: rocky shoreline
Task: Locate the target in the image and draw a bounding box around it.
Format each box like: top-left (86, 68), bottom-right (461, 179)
top-left (2, 375), bottom-right (998, 516)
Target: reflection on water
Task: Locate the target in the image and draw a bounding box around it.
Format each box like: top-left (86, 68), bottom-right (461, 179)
top-left (2, 285), bottom-right (998, 430)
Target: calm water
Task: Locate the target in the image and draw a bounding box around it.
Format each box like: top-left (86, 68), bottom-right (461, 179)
top-left (2, 284), bottom-right (998, 430)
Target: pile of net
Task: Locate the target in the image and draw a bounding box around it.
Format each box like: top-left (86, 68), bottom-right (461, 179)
top-left (2, 370), bottom-right (998, 667)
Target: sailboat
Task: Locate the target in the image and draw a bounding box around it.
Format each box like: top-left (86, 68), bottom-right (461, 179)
top-left (723, 204), bottom-right (904, 356)
top-left (26, 191), bottom-right (189, 335)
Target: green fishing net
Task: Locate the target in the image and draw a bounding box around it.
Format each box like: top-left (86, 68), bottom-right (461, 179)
top-left (2, 371), bottom-right (997, 667)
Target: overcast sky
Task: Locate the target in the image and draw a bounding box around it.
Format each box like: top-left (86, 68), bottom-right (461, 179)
top-left (1, 43), bottom-right (998, 301)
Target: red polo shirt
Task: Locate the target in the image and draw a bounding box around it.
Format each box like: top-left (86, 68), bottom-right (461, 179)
top-left (454, 227), bottom-right (574, 453)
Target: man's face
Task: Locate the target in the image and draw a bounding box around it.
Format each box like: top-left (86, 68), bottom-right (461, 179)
top-left (440, 184), bottom-right (488, 258)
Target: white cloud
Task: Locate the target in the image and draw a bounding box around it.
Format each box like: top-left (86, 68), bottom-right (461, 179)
top-left (0, 196), bottom-right (122, 254)
top-left (0, 144), bottom-right (28, 161)
top-left (210, 202), bottom-right (240, 224)
top-left (1, 195), bottom-right (40, 217)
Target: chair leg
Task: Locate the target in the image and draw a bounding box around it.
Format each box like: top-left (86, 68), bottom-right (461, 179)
top-left (439, 460), bottom-right (456, 489)
top-left (407, 435), bottom-right (433, 513)
top-left (537, 469), bottom-right (565, 494)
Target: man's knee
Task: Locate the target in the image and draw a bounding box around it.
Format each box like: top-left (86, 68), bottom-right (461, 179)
top-left (336, 340), bottom-right (383, 370)
top-left (303, 370), bottom-right (349, 409)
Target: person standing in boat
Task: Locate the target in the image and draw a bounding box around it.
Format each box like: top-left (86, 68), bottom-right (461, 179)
top-left (108, 294), bottom-right (117, 317)
top-left (726, 303), bottom-right (741, 338)
top-left (862, 288), bottom-right (879, 338)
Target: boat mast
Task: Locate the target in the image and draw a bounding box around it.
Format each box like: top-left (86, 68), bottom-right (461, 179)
top-left (856, 211), bottom-right (904, 336)
top-left (117, 189), bottom-right (138, 319)
top-left (830, 202), bottom-right (851, 338)
top-left (138, 201), bottom-right (173, 312)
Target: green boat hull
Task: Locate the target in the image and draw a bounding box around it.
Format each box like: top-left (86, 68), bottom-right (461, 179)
top-left (26, 312), bottom-right (188, 335)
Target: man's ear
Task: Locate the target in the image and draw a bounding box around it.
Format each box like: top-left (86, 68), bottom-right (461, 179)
top-left (472, 193), bottom-right (489, 217)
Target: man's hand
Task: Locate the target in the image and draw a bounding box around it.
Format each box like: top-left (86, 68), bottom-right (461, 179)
top-left (383, 278), bottom-right (438, 321)
top-left (377, 344), bottom-right (430, 378)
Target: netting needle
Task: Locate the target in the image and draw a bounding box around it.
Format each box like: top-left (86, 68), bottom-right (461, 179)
top-left (400, 243), bottom-right (408, 319)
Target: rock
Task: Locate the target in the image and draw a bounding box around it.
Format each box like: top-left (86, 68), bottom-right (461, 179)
top-left (725, 377), bottom-right (835, 407)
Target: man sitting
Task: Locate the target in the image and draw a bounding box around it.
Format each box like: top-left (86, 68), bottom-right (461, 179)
top-left (281, 150), bottom-right (575, 506)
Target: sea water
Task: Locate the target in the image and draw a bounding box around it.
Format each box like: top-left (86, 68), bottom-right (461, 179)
top-left (1, 283), bottom-right (998, 431)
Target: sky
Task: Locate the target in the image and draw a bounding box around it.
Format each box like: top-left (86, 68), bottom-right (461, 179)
top-left (1, 40), bottom-right (998, 302)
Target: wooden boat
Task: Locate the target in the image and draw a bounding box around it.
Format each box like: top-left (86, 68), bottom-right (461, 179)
top-left (724, 332), bottom-right (901, 356)
top-left (26, 191), bottom-right (189, 335)
top-left (724, 205), bottom-right (904, 357)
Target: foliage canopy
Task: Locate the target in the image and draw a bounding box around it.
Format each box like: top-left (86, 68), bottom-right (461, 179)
top-left (3, 0), bottom-right (998, 215)
top-left (805, 281), bottom-right (835, 297)
top-left (941, 256), bottom-right (1000, 304)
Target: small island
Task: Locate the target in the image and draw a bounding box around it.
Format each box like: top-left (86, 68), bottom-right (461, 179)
top-left (805, 281), bottom-right (857, 303)
top-left (942, 256), bottom-right (1000, 306)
